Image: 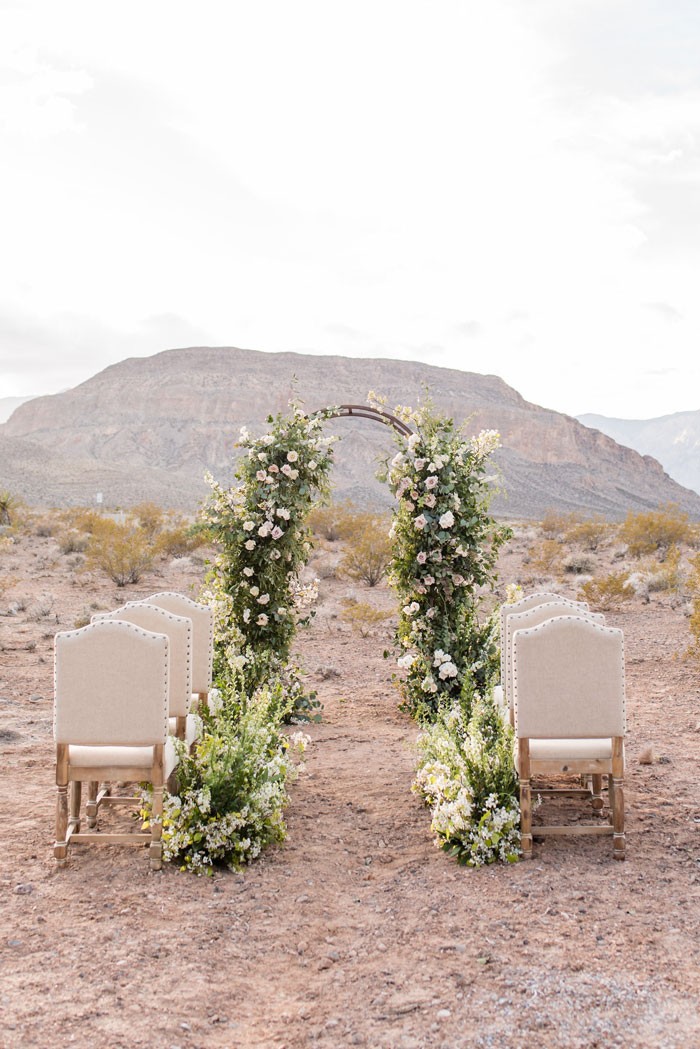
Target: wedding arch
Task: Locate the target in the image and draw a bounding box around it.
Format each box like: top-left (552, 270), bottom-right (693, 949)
top-left (143, 397), bottom-right (520, 873)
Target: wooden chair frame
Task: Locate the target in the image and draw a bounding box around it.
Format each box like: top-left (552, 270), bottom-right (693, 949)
top-left (512, 615), bottom-right (626, 861)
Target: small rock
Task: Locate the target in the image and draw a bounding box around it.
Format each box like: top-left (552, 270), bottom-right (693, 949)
top-left (638, 747), bottom-right (655, 765)
top-left (437, 1009), bottom-right (451, 1020)
top-left (14, 883), bottom-right (34, 895)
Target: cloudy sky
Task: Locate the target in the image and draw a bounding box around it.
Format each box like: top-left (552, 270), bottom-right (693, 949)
top-left (1, 0), bottom-right (699, 419)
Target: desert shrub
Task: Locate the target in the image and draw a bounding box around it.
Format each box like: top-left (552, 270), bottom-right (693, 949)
top-left (58, 529), bottom-right (89, 555)
top-left (644, 545), bottom-right (683, 594)
top-left (541, 510), bottom-right (613, 550)
top-left (685, 553), bottom-right (700, 664)
top-left (539, 509), bottom-right (572, 538)
top-left (34, 518), bottom-right (56, 538)
top-left (338, 514), bottom-right (392, 587)
top-left (85, 519), bottom-right (154, 586)
top-left (0, 490), bottom-right (19, 527)
top-left (620, 503), bottom-right (697, 560)
top-left (563, 554), bottom-right (594, 575)
top-left (579, 571), bottom-right (634, 610)
top-left (527, 538), bottom-right (563, 577)
top-left (155, 524), bottom-right (206, 558)
top-left (340, 599), bottom-right (393, 637)
top-left (308, 500), bottom-right (361, 542)
top-left (132, 501), bottom-right (166, 541)
top-left (565, 514), bottom-right (612, 551)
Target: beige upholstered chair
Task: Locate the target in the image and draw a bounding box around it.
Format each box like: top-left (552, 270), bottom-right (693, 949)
top-left (93, 603), bottom-right (196, 745)
top-left (494, 593), bottom-right (588, 710)
top-left (140, 593), bottom-right (214, 713)
top-left (512, 614), bottom-right (625, 861)
top-left (503, 601), bottom-right (603, 727)
top-left (53, 619), bottom-right (177, 869)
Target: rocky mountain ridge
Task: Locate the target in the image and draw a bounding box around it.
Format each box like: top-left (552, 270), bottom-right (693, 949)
top-left (3, 346), bottom-right (700, 520)
top-left (579, 411), bottom-right (700, 497)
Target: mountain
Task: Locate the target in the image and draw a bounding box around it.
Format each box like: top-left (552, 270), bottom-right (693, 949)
top-left (2, 345), bottom-right (700, 520)
top-left (578, 412), bottom-right (700, 497)
top-left (0, 396), bottom-right (36, 424)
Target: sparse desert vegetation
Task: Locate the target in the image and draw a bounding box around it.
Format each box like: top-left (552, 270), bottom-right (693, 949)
top-left (2, 497), bottom-right (700, 1046)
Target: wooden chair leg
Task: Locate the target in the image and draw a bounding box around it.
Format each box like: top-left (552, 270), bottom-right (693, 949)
top-left (54, 744), bottom-right (69, 867)
top-left (518, 739), bottom-right (533, 859)
top-left (591, 773), bottom-right (604, 812)
top-left (86, 780), bottom-right (99, 827)
top-left (612, 738), bottom-right (625, 860)
top-left (149, 785), bottom-right (163, 871)
top-left (69, 781), bottom-right (82, 833)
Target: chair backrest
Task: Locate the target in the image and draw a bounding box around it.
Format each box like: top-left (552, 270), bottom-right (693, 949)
top-left (499, 593), bottom-right (588, 688)
top-left (140, 592), bottom-right (213, 694)
top-left (502, 599), bottom-right (598, 715)
top-left (54, 619), bottom-right (169, 746)
top-left (92, 604), bottom-right (192, 718)
top-left (512, 614), bottom-right (625, 739)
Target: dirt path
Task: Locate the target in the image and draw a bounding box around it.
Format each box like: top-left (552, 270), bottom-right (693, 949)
top-left (3, 535), bottom-right (700, 1047)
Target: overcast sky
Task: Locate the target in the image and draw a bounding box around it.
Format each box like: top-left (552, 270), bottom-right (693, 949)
top-left (1, 0), bottom-right (699, 419)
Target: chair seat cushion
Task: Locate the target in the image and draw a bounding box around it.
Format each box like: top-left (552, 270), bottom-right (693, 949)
top-left (68, 736), bottom-right (179, 778)
top-left (168, 713), bottom-right (202, 748)
top-left (515, 737), bottom-right (621, 771)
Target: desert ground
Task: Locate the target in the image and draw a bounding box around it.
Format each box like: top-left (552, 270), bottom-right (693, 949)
top-left (2, 517), bottom-right (700, 1049)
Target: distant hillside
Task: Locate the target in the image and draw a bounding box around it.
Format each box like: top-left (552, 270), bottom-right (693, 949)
top-left (579, 412), bottom-right (700, 497)
top-left (3, 346), bottom-right (700, 520)
top-left (0, 395), bottom-right (35, 424)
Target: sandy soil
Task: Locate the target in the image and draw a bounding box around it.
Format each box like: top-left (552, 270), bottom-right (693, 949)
top-left (2, 524), bottom-right (700, 1049)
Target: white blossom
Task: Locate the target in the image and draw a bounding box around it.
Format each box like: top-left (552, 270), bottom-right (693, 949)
top-left (439, 510), bottom-right (455, 529)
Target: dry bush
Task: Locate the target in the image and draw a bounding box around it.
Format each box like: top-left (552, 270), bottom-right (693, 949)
top-left (562, 553), bottom-right (595, 575)
top-left (620, 503), bottom-right (697, 560)
top-left (527, 538), bottom-right (564, 578)
top-left (578, 571), bottom-right (634, 611)
top-left (644, 545), bottom-right (683, 594)
top-left (685, 553), bottom-right (700, 664)
top-left (541, 510), bottom-right (613, 551)
top-left (85, 519), bottom-right (154, 586)
top-left (60, 507), bottom-right (104, 535)
top-left (154, 524), bottom-right (206, 558)
top-left (132, 501), bottom-right (166, 541)
top-left (340, 599), bottom-right (393, 637)
top-left (309, 500), bottom-right (364, 542)
top-left (339, 515), bottom-right (392, 587)
top-left (58, 529), bottom-right (89, 555)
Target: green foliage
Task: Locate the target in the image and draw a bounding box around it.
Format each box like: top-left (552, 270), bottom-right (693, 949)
top-left (382, 400), bottom-right (511, 720)
top-left (0, 490), bottom-right (19, 527)
top-left (339, 513), bottom-right (392, 587)
top-left (413, 692), bottom-right (520, 867)
top-left (578, 570), bottom-right (634, 610)
top-left (141, 688), bottom-right (310, 875)
top-left (201, 405), bottom-right (335, 679)
top-left (620, 503), bottom-right (697, 559)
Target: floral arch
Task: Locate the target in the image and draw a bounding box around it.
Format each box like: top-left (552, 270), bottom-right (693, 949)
top-left (148, 397), bottom-right (520, 873)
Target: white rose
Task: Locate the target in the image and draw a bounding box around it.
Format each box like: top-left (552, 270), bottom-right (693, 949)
top-left (439, 511), bottom-right (455, 529)
top-left (256, 613), bottom-right (269, 626)
top-left (286, 450), bottom-right (299, 462)
top-left (243, 521), bottom-right (255, 532)
top-left (245, 540), bottom-right (256, 550)
top-left (414, 514), bottom-right (427, 530)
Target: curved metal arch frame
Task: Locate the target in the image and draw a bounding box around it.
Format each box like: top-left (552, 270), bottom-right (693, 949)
top-left (309, 403), bottom-right (414, 437)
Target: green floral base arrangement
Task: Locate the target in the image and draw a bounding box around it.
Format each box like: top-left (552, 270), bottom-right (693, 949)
top-left (413, 689), bottom-right (520, 867)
